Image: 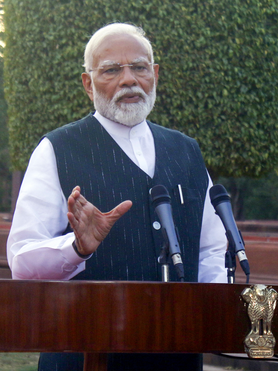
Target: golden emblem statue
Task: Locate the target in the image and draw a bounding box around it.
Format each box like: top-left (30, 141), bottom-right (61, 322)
top-left (241, 284), bottom-right (278, 358)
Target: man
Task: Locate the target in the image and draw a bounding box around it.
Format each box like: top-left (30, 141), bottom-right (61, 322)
top-left (7, 23), bottom-right (227, 370)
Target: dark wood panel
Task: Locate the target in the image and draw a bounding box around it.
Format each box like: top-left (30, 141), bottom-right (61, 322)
top-left (0, 280), bottom-right (273, 354)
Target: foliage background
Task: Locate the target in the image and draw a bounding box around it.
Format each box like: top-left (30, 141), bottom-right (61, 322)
top-left (0, 0), bottom-right (11, 212)
top-left (0, 52), bottom-right (10, 212)
top-left (218, 172), bottom-right (278, 220)
top-left (4, 0), bottom-right (278, 179)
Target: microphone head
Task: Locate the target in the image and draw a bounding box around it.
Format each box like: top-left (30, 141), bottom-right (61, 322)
top-left (209, 184), bottom-right (230, 208)
top-left (150, 185), bottom-right (171, 208)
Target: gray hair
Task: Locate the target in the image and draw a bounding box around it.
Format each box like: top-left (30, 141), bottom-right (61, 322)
top-left (83, 23), bottom-right (154, 73)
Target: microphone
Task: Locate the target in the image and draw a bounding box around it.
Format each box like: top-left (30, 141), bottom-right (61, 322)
top-left (150, 185), bottom-right (185, 281)
top-left (209, 184), bottom-right (250, 278)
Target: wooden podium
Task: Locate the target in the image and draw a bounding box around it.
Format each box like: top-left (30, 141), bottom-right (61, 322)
top-left (0, 280), bottom-right (276, 370)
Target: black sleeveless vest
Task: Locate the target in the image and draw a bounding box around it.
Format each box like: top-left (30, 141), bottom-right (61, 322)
top-left (46, 113), bottom-right (208, 282)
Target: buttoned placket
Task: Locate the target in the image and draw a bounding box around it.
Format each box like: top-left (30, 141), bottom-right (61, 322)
top-left (129, 126), bottom-right (150, 175)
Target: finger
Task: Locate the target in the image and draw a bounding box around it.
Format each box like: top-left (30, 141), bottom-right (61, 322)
top-left (73, 185), bottom-right (81, 193)
top-left (68, 186), bottom-right (80, 210)
top-left (68, 195), bottom-right (79, 215)
top-left (68, 189), bottom-right (87, 215)
top-left (67, 211), bottom-right (77, 229)
top-left (69, 186), bottom-right (81, 199)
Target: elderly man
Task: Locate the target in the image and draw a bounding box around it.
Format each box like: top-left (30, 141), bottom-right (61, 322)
top-left (7, 23), bottom-right (227, 371)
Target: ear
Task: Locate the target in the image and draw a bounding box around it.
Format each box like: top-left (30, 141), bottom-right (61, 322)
top-left (81, 73), bottom-right (94, 101)
top-left (153, 64), bottom-right (159, 86)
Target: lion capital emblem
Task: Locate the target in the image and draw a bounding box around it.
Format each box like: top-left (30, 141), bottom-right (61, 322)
top-left (241, 284), bottom-right (277, 358)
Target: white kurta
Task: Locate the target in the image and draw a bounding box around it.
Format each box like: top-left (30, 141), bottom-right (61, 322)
top-left (7, 112), bottom-right (227, 282)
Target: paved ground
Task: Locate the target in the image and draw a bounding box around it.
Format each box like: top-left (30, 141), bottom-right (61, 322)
top-left (204, 353), bottom-right (278, 371)
top-left (204, 366), bottom-right (227, 370)
top-left (204, 366), bottom-right (233, 371)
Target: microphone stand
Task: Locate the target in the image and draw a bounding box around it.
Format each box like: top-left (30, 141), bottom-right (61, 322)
top-left (158, 244), bottom-right (170, 282)
top-left (225, 242), bottom-right (236, 284)
top-left (225, 229), bottom-right (250, 284)
top-left (158, 243), bottom-right (185, 282)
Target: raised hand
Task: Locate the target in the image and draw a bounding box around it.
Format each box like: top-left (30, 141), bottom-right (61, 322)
top-left (67, 186), bottom-right (132, 256)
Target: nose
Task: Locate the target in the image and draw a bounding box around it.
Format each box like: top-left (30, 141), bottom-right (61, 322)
top-left (118, 65), bottom-right (137, 87)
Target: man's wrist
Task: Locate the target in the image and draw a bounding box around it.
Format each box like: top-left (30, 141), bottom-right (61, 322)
top-left (72, 240), bottom-right (91, 259)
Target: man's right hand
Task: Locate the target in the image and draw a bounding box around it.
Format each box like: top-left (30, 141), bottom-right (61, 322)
top-left (67, 186), bottom-right (132, 256)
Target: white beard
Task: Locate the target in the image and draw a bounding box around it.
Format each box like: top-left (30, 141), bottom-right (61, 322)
top-left (92, 83), bottom-right (156, 127)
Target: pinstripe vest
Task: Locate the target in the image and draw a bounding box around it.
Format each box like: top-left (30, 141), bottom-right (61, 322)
top-left (46, 113), bottom-right (208, 282)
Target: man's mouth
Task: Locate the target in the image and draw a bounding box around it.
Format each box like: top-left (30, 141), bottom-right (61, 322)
top-left (117, 93), bottom-right (144, 104)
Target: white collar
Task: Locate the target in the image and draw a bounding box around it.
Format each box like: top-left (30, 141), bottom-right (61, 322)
top-left (94, 111), bottom-right (150, 139)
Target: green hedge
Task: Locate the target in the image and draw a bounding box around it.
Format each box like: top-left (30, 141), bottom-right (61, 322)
top-left (4, 0), bottom-right (278, 177)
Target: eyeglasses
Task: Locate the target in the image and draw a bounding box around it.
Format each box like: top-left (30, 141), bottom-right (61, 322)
top-left (89, 62), bottom-right (154, 80)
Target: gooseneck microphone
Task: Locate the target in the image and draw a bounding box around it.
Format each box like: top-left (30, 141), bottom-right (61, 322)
top-left (150, 185), bottom-right (185, 281)
top-left (209, 184), bottom-right (250, 280)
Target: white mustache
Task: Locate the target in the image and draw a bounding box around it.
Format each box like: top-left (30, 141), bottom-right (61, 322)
top-left (113, 87), bottom-right (147, 103)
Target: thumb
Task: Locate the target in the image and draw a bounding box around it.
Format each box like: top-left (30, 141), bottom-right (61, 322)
top-left (106, 200), bottom-right (132, 224)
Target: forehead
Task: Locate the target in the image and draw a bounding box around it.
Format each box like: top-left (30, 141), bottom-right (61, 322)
top-left (92, 34), bottom-right (150, 67)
